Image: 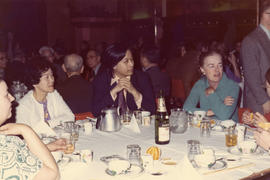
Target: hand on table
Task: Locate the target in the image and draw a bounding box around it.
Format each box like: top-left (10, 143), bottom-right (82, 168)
top-left (254, 130), bottom-right (270, 150)
top-left (207, 110), bottom-right (215, 117)
top-left (47, 138), bottom-right (67, 152)
top-left (224, 96), bottom-right (234, 106)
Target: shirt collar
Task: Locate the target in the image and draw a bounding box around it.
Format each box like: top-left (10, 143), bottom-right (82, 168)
top-left (93, 63), bottom-right (101, 75)
top-left (260, 24), bottom-right (270, 39)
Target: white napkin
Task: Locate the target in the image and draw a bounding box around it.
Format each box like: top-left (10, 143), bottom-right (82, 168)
top-left (124, 114), bottom-right (141, 133)
top-left (60, 162), bottom-right (90, 180)
top-left (177, 155), bottom-right (203, 180)
top-left (33, 120), bottom-right (57, 137)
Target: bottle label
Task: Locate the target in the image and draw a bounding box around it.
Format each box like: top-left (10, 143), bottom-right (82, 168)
top-left (158, 126), bottom-right (169, 142)
top-left (157, 98), bottom-right (166, 112)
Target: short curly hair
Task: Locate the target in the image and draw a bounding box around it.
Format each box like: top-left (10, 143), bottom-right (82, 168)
top-left (25, 57), bottom-right (54, 90)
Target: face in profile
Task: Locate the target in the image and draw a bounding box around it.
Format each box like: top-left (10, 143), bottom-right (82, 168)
top-left (34, 68), bottom-right (55, 94)
top-left (113, 50), bottom-right (134, 78)
top-left (0, 81), bottom-right (14, 124)
top-left (200, 53), bottom-right (223, 84)
top-left (86, 50), bottom-right (100, 69)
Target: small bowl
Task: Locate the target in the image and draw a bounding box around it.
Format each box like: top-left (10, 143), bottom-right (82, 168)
top-left (238, 140), bottom-right (257, 154)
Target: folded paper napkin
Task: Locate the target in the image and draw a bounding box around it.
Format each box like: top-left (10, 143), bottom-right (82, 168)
top-left (123, 114), bottom-right (141, 133)
top-left (176, 155), bottom-right (203, 180)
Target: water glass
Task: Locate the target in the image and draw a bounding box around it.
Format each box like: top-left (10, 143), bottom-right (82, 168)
top-left (200, 119), bottom-right (211, 137)
top-left (72, 124), bottom-right (80, 141)
top-left (225, 127), bottom-right (237, 147)
top-left (187, 140), bottom-right (201, 161)
top-left (127, 144), bottom-right (143, 167)
top-left (121, 110), bottom-right (133, 125)
top-left (134, 110), bottom-right (142, 124)
top-left (61, 132), bottom-right (75, 154)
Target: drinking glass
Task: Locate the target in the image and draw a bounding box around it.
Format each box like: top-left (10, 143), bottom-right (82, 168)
top-left (187, 140), bottom-right (201, 161)
top-left (121, 110), bottom-right (133, 125)
top-left (127, 144), bottom-right (143, 167)
top-left (72, 124), bottom-right (80, 141)
top-left (61, 132), bottom-right (75, 154)
top-left (200, 119), bottom-right (211, 137)
top-left (134, 110), bottom-right (142, 124)
top-left (225, 127), bottom-right (237, 147)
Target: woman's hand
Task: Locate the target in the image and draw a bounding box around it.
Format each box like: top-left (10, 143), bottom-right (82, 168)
top-left (224, 96), bottom-right (234, 106)
top-left (47, 138), bottom-right (67, 152)
top-left (205, 87), bottom-right (215, 96)
top-left (254, 130), bottom-right (270, 150)
top-left (207, 110), bottom-right (215, 116)
top-left (0, 123), bottom-right (29, 136)
top-left (242, 111), bottom-right (254, 125)
top-left (253, 112), bottom-right (268, 127)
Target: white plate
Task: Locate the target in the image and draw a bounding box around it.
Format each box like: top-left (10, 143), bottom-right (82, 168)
top-left (106, 164), bottom-right (144, 177)
top-left (100, 155), bottom-right (126, 164)
top-left (228, 146), bottom-right (264, 156)
top-left (209, 160), bottom-right (227, 170)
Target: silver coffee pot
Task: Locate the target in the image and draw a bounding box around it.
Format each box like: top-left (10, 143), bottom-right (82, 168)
top-left (98, 107), bottom-right (122, 132)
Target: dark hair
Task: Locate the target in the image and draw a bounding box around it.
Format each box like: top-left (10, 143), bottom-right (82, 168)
top-left (198, 49), bottom-right (223, 67)
top-left (87, 48), bottom-right (101, 57)
top-left (266, 68), bottom-right (270, 84)
top-left (141, 46), bottom-right (161, 64)
top-left (104, 43), bottom-right (131, 69)
top-left (260, 0), bottom-right (270, 18)
top-left (25, 57), bottom-right (53, 89)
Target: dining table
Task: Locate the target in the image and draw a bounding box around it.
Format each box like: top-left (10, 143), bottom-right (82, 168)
top-left (58, 119), bottom-right (270, 180)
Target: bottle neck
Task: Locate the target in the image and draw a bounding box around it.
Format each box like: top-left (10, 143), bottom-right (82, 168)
top-left (157, 97), bottom-right (167, 112)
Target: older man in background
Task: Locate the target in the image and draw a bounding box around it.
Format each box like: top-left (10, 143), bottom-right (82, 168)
top-left (57, 54), bottom-right (93, 114)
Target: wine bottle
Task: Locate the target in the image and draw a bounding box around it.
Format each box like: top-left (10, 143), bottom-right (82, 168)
top-left (155, 90), bottom-right (170, 145)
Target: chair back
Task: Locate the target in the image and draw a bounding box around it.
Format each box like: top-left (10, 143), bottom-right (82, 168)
top-left (75, 112), bottom-right (95, 121)
top-left (171, 79), bottom-right (186, 100)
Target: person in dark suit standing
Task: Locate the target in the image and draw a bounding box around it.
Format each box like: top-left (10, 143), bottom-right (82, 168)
top-left (57, 54), bottom-right (93, 114)
top-left (241, 0), bottom-right (270, 114)
top-left (92, 43), bottom-right (155, 117)
top-left (140, 46), bottom-right (170, 97)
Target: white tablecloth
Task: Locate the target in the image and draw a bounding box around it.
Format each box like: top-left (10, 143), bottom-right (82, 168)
top-left (60, 124), bottom-right (270, 180)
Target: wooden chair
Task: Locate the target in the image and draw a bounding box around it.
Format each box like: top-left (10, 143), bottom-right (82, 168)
top-left (75, 112), bottom-right (95, 121)
top-left (171, 79), bottom-right (186, 101)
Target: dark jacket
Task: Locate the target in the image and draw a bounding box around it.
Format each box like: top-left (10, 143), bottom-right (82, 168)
top-left (241, 26), bottom-right (270, 113)
top-left (92, 69), bottom-right (156, 117)
top-left (56, 75), bottom-right (93, 114)
top-left (145, 66), bottom-right (170, 97)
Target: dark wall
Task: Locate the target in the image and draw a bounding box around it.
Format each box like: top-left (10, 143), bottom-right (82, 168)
top-left (0, 1), bottom-right (47, 54)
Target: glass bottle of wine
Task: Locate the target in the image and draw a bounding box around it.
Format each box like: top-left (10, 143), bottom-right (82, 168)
top-left (155, 90), bottom-right (170, 145)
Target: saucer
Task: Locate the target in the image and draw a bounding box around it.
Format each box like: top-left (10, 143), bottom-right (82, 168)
top-left (100, 155), bottom-right (126, 164)
top-left (228, 146), bottom-right (264, 156)
top-left (105, 164), bottom-right (144, 177)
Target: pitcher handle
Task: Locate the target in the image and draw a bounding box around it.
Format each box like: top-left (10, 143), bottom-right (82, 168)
top-left (117, 106), bottom-right (120, 116)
